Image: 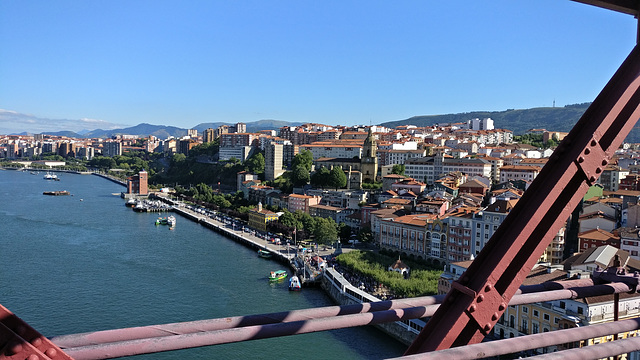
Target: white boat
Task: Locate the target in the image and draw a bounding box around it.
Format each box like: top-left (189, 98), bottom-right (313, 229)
top-left (289, 275), bottom-right (302, 291)
top-left (167, 215), bottom-right (177, 227)
top-left (43, 172), bottom-right (58, 180)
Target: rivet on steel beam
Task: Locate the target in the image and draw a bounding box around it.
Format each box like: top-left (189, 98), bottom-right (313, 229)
top-left (469, 304), bottom-right (477, 313)
top-left (499, 303), bottom-right (506, 311)
top-left (484, 323), bottom-right (492, 332)
top-left (492, 312), bottom-right (499, 321)
top-left (590, 176), bottom-right (597, 182)
top-left (27, 355), bottom-right (39, 360)
top-left (31, 337), bottom-right (42, 347)
top-left (484, 284), bottom-right (493, 292)
top-left (477, 294), bottom-right (485, 303)
top-left (596, 168), bottom-right (602, 174)
top-left (5, 342), bottom-right (23, 356)
top-left (585, 148), bottom-right (591, 155)
top-left (45, 348), bottom-right (57, 358)
top-left (578, 156), bottom-right (585, 163)
top-left (591, 139), bottom-right (597, 146)
top-left (602, 160), bottom-right (608, 166)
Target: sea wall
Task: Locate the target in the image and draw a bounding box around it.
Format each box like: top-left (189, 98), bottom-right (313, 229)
top-left (321, 267), bottom-right (425, 346)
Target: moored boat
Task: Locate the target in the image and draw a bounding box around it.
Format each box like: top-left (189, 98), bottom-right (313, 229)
top-left (125, 198), bottom-right (136, 207)
top-left (268, 270), bottom-right (287, 281)
top-left (258, 249), bottom-right (272, 258)
top-left (167, 215), bottom-right (177, 227)
top-left (43, 172), bottom-right (58, 180)
top-left (289, 275), bottom-right (301, 291)
top-left (43, 190), bottom-right (70, 196)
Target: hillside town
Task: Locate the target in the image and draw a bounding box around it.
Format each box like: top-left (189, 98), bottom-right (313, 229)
top-left (5, 117), bottom-right (640, 355)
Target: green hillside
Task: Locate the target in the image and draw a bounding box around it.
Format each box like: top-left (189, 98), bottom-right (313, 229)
top-left (380, 103), bottom-right (640, 143)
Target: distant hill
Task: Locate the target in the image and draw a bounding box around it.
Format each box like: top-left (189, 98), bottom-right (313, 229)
top-left (192, 119), bottom-right (304, 133)
top-left (380, 103), bottom-right (640, 143)
top-left (81, 123), bottom-right (188, 139)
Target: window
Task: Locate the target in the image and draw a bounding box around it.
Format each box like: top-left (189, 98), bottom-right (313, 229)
top-left (532, 322), bottom-right (539, 334)
top-left (522, 306), bottom-right (528, 313)
top-left (533, 310), bottom-right (539, 317)
top-left (554, 317), bottom-right (560, 324)
top-left (522, 319), bottom-right (528, 334)
top-left (577, 307), bottom-right (583, 315)
top-left (544, 314), bottom-right (550, 321)
top-left (559, 301), bottom-right (565, 309)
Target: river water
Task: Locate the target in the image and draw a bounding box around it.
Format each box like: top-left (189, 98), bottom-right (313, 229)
top-left (0, 169), bottom-right (406, 359)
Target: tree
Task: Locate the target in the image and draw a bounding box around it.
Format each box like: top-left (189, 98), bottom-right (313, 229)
top-left (311, 166), bottom-right (331, 189)
top-left (338, 223), bottom-right (352, 243)
top-left (245, 152), bottom-right (265, 175)
top-left (292, 149), bottom-right (313, 172)
top-left (313, 217), bottom-right (338, 245)
top-left (291, 164), bottom-right (310, 187)
top-left (391, 164), bottom-right (405, 176)
top-left (329, 166), bottom-right (347, 190)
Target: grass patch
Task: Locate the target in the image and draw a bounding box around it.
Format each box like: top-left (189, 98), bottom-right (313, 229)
top-left (335, 250), bottom-right (442, 298)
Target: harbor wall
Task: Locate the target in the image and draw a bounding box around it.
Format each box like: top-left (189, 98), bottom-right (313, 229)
top-left (321, 267), bottom-right (423, 346)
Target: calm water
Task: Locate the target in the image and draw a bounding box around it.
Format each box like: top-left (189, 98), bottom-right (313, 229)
top-left (0, 169), bottom-right (405, 359)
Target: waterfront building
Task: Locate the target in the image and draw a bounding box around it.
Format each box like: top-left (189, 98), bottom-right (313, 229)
top-left (309, 204), bottom-right (348, 224)
top-left (379, 214), bottom-right (433, 261)
top-left (248, 202), bottom-right (279, 233)
top-left (126, 170), bottom-right (148, 195)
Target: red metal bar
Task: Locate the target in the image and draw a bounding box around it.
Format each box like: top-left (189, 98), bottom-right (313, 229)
top-left (393, 318), bottom-right (640, 360)
top-left (0, 304), bottom-right (72, 360)
top-left (405, 43), bottom-right (640, 355)
top-left (525, 335), bottom-right (640, 360)
top-left (51, 295), bottom-right (445, 348)
top-left (51, 282), bottom-right (634, 359)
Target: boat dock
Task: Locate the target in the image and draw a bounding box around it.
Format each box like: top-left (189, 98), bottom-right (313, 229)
top-left (163, 199), bottom-right (324, 285)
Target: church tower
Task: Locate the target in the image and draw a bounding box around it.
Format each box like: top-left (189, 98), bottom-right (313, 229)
top-left (361, 127), bottom-right (378, 183)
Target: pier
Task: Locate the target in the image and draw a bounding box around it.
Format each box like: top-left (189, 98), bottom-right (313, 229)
top-left (156, 195), bottom-right (324, 285)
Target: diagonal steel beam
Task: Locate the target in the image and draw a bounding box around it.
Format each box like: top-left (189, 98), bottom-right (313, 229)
top-left (571, 0), bottom-right (640, 16)
top-left (405, 42), bottom-right (640, 354)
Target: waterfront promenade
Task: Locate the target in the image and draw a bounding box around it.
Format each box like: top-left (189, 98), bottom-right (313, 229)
top-left (152, 193), bottom-right (328, 284)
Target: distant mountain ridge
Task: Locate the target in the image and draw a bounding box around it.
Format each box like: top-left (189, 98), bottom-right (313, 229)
top-left (381, 102), bottom-right (640, 143)
top-left (25, 103), bottom-right (640, 143)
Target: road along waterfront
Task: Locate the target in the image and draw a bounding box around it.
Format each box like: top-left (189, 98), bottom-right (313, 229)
top-left (0, 169), bottom-right (405, 359)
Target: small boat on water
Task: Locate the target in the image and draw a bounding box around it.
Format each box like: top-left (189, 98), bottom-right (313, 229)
top-left (167, 215), bottom-right (177, 227)
top-left (268, 270), bottom-right (287, 282)
top-left (289, 275), bottom-right (302, 291)
top-left (43, 190), bottom-right (70, 196)
top-left (43, 172), bottom-right (58, 180)
top-left (258, 249), bottom-right (272, 258)
top-left (125, 198), bottom-right (137, 207)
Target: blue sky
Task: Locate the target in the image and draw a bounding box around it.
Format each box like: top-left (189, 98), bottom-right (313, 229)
top-left (0, 0), bottom-right (637, 132)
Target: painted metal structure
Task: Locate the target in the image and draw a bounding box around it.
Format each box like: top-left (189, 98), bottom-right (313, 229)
top-left (405, 0), bottom-right (640, 354)
top-left (3, 1), bottom-right (640, 359)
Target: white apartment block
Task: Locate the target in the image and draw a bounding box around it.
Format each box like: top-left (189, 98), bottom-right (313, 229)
top-left (404, 156), bottom-right (492, 184)
top-left (300, 144), bottom-right (362, 160)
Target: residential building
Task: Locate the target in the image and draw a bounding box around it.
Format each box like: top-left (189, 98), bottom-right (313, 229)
top-left (248, 202), bottom-right (279, 233)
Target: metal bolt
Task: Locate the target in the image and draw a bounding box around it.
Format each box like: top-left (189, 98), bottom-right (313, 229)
top-left (27, 355), bottom-right (39, 360)
top-left (585, 148), bottom-right (591, 155)
top-left (5, 342), bottom-right (23, 356)
top-left (484, 324), bottom-right (492, 332)
top-left (590, 176), bottom-right (597, 182)
top-left (469, 304), bottom-right (477, 313)
top-left (602, 160), bottom-right (608, 166)
top-left (591, 139), bottom-right (597, 146)
top-left (492, 312), bottom-right (499, 321)
top-left (498, 303), bottom-right (506, 311)
top-left (45, 348), bottom-right (57, 358)
top-left (578, 156), bottom-right (584, 163)
top-left (477, 294), bottom-right (485, 303)
top-left (485, 284), bottom-right (493, 292)
top-left (31, 337), bottom-right (42, 347)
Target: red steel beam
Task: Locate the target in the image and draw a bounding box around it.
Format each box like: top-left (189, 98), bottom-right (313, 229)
top-left (395, 318), bottom-right (640, 360)
top-left (405, 43), bottom-right (640, 355)
top-left (570, 0), bottom-right (640, 16)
